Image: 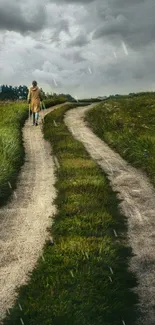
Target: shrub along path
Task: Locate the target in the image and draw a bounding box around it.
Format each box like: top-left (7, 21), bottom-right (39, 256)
top-left (65, 104), bottom-right (155, 325)
top-left (0, 103), bottom-right (66, 323)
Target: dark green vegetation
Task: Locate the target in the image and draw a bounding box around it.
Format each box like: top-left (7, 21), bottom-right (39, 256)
top-left (0, 98), bottom-right (67, 206)
top-left (73, 98), bottom-right (103, 103)
top-left (4, 103), bottom-right (138, 325)
top-left (86, 93), bottom-right (155, 186)
top-left (44, 97), bottom-right (67, 108)
top-left (0, 84), bottom-right (75, 101)
top-left (0, 85), bottom-right (29, 101)
top-left (0, 102), bottom-right (28, 206)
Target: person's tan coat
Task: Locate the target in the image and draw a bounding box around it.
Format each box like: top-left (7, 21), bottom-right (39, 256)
top-left (28, 86), bottom-right (42, 113)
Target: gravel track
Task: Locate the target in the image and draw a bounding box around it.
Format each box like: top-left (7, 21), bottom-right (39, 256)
top-left (65, 104), bottom-right (155, 325)
top-left (0, 103), bottom-right (66, 323)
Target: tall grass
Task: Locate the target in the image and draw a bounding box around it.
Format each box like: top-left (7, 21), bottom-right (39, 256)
top-left (0, 102), bottom-right (28, 206)
top-left (0, 99), bottom-right (68, 206)
top-left (44, 97), bottom-right (67, 108)
top-left (3, 103), bottom-right (139, 325)
top-left (86, 93), bottom-right (155, 186)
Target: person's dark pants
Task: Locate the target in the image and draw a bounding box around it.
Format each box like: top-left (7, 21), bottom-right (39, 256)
top-left (32, 112), bottom-right (39, 125)
top-left (32, 112), bottom-right (35, 125)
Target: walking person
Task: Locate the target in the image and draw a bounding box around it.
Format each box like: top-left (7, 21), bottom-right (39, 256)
top-left (27, 81), bottom-right (43, 126)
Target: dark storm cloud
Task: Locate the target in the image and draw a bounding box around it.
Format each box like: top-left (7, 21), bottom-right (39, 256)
top-left (0, 0), bottom-right (155, 97)
top-left (48, 0), bottom-right (95, 3)
top-left (0, 1), bottom-right (47, 33)
top-left (92, 0), bottom-right (155, 49)
top-left (50, 18), bottom-right (70, 43)
top-left (63, 51), bottom-right (86, 63)
top-left (92, 15), bottom-right (128, 39)
top-left (34, 44), bottom-right (47, 50)
top-left (68, 33), bottom-right (89, 47)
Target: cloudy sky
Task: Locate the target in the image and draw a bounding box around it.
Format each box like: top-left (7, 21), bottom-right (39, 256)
top-left (0, 0), bottom-right (155, 98)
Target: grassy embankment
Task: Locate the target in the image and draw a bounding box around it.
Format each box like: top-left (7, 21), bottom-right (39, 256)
top-left (86, 93), bottom-right (155, 186)
top-left (0, 98), bottom-right (67, 206)
top-left (0, 102), bottom-right (28, 206)
top-left (4, 103), bottom-right (138, 325)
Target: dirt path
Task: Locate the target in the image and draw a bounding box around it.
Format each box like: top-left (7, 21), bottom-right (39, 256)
top-left (65, 104), bottom-right (155, 325)
top-left (0, 103), bottom-right (66, 324)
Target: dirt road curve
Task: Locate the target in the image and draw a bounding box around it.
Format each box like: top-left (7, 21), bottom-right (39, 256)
top-left (65, 104), bottom-right (155, 325)
top-left (0, 103), bottom-right (66, 324)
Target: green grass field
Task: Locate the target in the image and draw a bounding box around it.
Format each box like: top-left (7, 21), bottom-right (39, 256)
top-left (0, 102), bottom-right (28, 206)
top-left (0, 98), bottom-right (67, 207)
top-left (86, 93), bottom-right (155, 186)
top-left (3, 103), bottom-right (138, 325)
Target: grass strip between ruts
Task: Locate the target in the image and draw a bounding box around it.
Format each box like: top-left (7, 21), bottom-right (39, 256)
top-left (3, 103), bottom-right (139, 325)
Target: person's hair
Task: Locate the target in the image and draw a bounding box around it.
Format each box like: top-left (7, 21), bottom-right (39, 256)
top-left (32, 80), bottom-right (37, 87)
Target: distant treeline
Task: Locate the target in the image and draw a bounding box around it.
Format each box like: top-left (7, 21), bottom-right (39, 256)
top-left (76, 98), bottom-right (103, 103)
top-left (0, 85), bottom-right (28, 101)
top-left (1, 85), bottom-right (154, 102)
top-left (0, 84), bottom-right (75, 102)
top-left (108, 91), bottom-right (155, 99)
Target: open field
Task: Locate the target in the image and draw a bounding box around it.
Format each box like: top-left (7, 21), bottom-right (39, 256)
top-left (0, 99), bottom-right (67, 207)
top-left (86, 93), bottom-right (155, 186)
top-left (0, 102), bottom-right (27, 206)
top-left (2, 93), bottom-right (155, 325)
top-left (2, 103), bottom-right (138, 325)
top-left (65, 103), bottom-right (155, 325)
